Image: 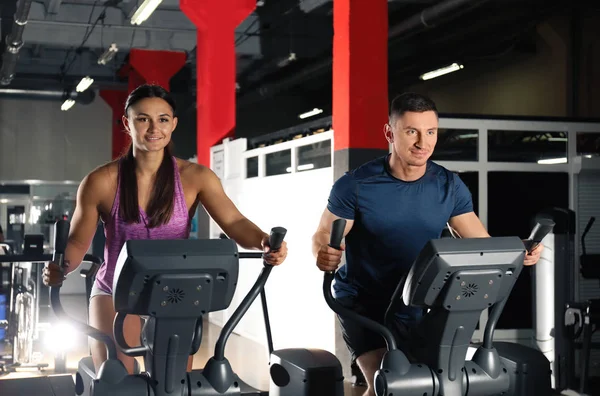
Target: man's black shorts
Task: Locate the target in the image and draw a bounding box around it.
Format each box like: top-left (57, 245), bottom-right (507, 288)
top-left (335, 294), bottom-right (416, 362)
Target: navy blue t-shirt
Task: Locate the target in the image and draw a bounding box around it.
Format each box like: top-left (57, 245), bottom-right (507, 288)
top-left (327, 155), bottom-right (474, 320)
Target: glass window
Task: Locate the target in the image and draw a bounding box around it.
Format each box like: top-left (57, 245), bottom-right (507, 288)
top-left (431, 129), bottom-right (478, 161)
top-left (454, 171), bottom-right (479, 215)
top-left (488, 130), bottom-right (567, 163)
top-left (297, 139), bottom-right (331, 172)
top-left (266, 150), bottom-right (291, 176)
top-left (246, 157), bottom-right (258, 178)
top-left (576, 132), bottom-right (600, 157)
top-left (487, 171), bottom-right (569, 329)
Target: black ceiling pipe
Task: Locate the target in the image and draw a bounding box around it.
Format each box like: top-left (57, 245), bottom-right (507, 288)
top-left (387, 0), bottom-right (490, 42)
top-left (0, 87), bottom-right (96, 104)
top-left (0, 0), bottom-right (33, 86)
top-left (236, 0), bottom-right (486, 107)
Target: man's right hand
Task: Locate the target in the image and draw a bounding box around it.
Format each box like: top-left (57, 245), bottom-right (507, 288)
top-left (43, 261), bottom-right (68, 287)
top-left (316, 244), bottom-right (345, 272)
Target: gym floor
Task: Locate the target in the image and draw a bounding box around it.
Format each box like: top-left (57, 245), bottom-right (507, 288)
top-left (0, 294), bottom-right (365, 395)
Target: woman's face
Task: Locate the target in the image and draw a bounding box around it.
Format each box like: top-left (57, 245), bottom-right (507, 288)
top-left (123, 97), bottom-right (178, 152)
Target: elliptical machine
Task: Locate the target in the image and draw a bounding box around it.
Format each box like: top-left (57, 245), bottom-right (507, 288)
top-left (45, 219), bottom-right (343, 396)
top-left (322, 218), bottom-right (555, 396)
top-left (565, 216), bottom-right (600, 394)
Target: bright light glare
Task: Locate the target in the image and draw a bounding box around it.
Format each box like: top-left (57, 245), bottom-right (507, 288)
top-left (44, 322), bottom-right (79, 352)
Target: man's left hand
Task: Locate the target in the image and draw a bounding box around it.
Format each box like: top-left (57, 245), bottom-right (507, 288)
top-left (261, 235), bottom-right (288, 266)
top-left (524, 243), bottom-right (543, 266)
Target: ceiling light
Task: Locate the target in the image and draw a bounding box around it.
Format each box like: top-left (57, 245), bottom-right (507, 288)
top-left (537, 157), bottom-right (567, 164)
top-left (299, 108), bottom-right (323, 119)
top-left (75, 76), bottom-right (94, 92)
top-left (420, 63), bottom-right (464, 81)
top-left (61, 99), bottom-right (75, 111)
top-left (130, 0), bottom-right (163, 25)
top-left (98, 43), bottom-right (118, 65)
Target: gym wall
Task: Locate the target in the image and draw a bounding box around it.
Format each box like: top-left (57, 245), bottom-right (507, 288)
top-left (0, 97), bottom-right (111, 181)
top-left (209, 135), bottom-right (337, 354)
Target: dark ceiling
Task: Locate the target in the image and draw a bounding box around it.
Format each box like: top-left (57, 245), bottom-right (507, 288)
top-left (0, 0), bottom-right (585, 128)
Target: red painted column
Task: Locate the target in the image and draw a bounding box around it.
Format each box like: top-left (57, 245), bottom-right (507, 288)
top-left (332, 0), bottom-right (389, 153)
top-left (103, 49), bottom-right (187, 159)
top-left (126, 49), bottom-right (187, 91)
top-left (100, 90), bottom-right (129, 159)
top-left (180, 0), bottom-right (255, 166)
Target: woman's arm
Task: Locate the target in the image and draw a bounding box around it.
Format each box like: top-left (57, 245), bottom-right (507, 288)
top-left (194, 166), bottom-right (287, 264)
top-left (44, 168), bottom-right (106, 285)
top-left (63, 170), bottom-right (105, 274)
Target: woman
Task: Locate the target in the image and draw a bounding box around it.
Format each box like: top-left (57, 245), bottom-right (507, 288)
top-left (42, 84), bottom-right (288, 374)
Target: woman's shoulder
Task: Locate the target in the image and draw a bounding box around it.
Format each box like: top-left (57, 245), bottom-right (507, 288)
top-left (175, 157), bottom-right (211, 179)
top-left (80, 160), bottom-right (119, 196)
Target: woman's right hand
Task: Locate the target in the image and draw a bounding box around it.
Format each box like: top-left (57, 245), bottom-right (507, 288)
top-left (43, 261), bottom-right (68, 287)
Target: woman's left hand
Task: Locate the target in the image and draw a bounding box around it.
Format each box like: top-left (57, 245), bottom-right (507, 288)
top-left (261, 236), bottom-right (288, 266)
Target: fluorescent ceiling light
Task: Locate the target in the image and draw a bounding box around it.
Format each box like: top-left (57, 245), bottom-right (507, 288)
top-left (75, 76), bottom-right (94, 92)
top-left (286, 163), bottom-right (315, 172)
top-left (537, 157), bottom-right (567, 164)
top-left (547, 137), bottom-right (567, 142)
top-left (420, 63), bottom-right (464, 81)
top-left (299, 108), bottom-right (323, 119)
top-left (61, 99), bottom-right (75, 111)
top-left (98, 43), bottom-right (118, 65)
top-left (130, 0), bottom-right (163, 25)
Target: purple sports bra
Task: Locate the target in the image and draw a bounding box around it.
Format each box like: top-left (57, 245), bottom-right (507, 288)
top-left (94, 156), bottom-right (191, 294)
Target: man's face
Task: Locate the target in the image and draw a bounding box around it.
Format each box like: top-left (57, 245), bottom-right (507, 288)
top-left (385, 110), bottom-right (438, 167)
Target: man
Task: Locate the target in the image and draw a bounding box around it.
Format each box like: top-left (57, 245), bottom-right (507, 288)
top-left (0, 224), bottom-right (4, 243)
top-left (311, 92), bottom-right (543, 396)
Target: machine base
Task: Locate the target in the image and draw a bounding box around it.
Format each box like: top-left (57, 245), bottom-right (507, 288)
top-left (493, 341), bottom-right (553, 396)
top-left (0, 373), bottom-right (75, 395)
top-left (268, 348), bottom-right (344, 396)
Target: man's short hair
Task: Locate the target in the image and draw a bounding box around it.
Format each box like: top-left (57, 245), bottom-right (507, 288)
top-left (389, 92), bottom-right (438, 121)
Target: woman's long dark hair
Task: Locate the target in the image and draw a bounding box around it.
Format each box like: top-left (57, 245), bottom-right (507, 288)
top-left (119, 84), bottom-right (178, 228)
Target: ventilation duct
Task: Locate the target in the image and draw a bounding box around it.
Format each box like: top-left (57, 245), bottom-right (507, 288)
top-left (0, 87), bottom-right (95, 104)
top-left (0, 0), bottom-right (34, 86)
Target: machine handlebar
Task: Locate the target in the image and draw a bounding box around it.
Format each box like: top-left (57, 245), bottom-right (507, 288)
top-left (53, 219), bottom-right (70, 258)
top-left (268, 227), bottom-right (287, 252)
top-left (329, 218), bottom-right (345, 250)
top-left (49, 220), bottom-right (119, 361)
top-left (524, 218), bottom-right (555, 253)
top-left (322, 219), bottom-right (398, 351)
top-left (214, 226), bottom-right (287, 361)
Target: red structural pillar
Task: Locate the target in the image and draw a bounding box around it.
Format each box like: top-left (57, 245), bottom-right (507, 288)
top-left (100, 90), bottom-right (129, 160)
top-left (102, 49), bottom-right (187, 159)
top-left (180, 0), bottom-right (255, 166)
top-left (125, 49), bottom-right (187, 93)
top-left (332, 0), bottom-right (389, 178)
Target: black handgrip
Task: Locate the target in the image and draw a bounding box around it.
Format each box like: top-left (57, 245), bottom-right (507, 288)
top-left (53, 220), bottom-right (70, 260)
top-left (583, 217), bottom-right (596, 238)
top-left (329, 219), bottom-right (346, 250)
top-left (524, 218), bottom-right (555, 252)
top-left (268, 227), bottom-right (287, 251)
